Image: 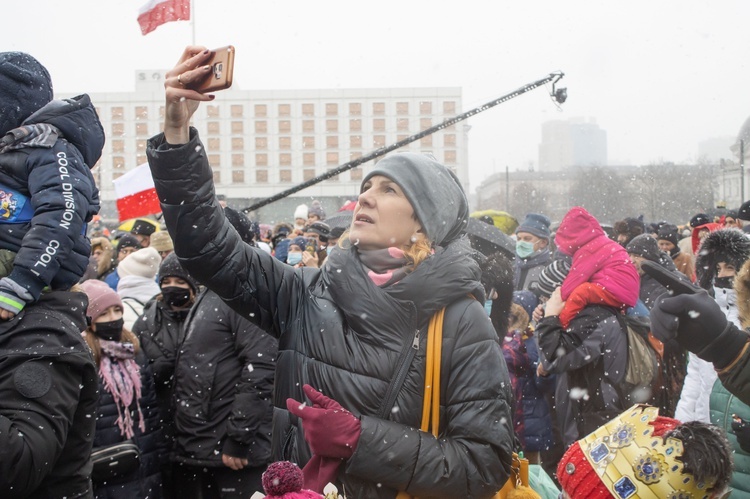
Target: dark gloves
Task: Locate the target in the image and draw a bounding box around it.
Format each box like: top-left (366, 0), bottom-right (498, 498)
top-left (651, 291), bottom-right (748, 369)
top-left (286, 385), bottom-right (362, 492)
top-left (286, 384), bottom-right (362, 459)
top-left (732, 415), bottom-right (750, 453)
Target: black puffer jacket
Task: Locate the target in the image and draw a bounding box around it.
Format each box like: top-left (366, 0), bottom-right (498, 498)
top-left (0, 95), bottom-right (102, 298)
top-left (172, 290), bottom-right (276, 467)
top-left (147, 129), bottom-right (514, 499)
top-left (0, 291), bottom-right (98, 499)
top-left (92, 349), bottom-right (164, 499)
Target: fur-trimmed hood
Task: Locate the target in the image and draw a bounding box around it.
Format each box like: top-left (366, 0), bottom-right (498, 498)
top-left (696, 228), bottom-right (750, 290)
top-left (735, 258), bottom-right (750, 329)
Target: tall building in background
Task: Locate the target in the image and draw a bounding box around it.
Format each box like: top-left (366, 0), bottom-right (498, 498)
top-left (62, 71), bottom-right (468, 222)
top-left (538, 117), bottom-right (607, 171)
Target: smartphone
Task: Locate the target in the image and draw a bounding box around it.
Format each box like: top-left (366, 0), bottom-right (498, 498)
top-left (193, 46), bottom-right (235, 93)
top-left (306, 239), bottom-right (318, 255)
top-left (641, 260), bottom-right (701, 296)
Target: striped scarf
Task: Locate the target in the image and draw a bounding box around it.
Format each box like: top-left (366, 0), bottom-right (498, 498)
top-left (0, 123), bottom-right (59, 153)
top-left (99, 340), bottom-right (146, 439)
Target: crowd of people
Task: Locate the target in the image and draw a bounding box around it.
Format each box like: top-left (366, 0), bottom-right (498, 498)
top-left (3, 46), bottom-right (750, 499)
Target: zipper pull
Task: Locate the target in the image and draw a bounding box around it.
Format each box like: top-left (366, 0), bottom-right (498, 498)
top-left (412, 330), bottom-right (420, 349)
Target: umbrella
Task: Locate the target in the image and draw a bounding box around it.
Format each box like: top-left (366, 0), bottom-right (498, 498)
top-left (469, 210), bottom-right (519, 235)
top-left (464, 217), bottom-right (515, 258)
top-left (117, 217), bottom-right (160, 234)
top-left (324, 211), bottom-right (354, 231)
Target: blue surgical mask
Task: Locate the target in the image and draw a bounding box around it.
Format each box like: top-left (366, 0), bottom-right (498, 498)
top-left (516, 240), bottom-right (535, 259)
top-left (287, 252), bottom-right (303, 265)
top-left (326, 245), bottom-right (334, 255)
top-left (484, 300), bottom-right (493, 316)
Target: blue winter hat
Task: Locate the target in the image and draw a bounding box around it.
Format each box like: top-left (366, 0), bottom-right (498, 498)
top-left (0, 52), bottom-right (53, 136)
top-left (515, 213), bottom-right (551, 240)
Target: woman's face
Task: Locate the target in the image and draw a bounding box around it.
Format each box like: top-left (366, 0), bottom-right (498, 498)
top-left (93, 305), bottom-right (123, 326)
top-left (717, 262), bottom-right (737, 278)
top-left (349, 175), bottom-right (422, 251)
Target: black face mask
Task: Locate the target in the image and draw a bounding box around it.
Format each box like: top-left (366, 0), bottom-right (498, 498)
top-left (94, 318), bottom-right (124, 341)
top-left (161, 286), bottom-right (193, 308)
top-left (714, 276), bottom-right (735, 289)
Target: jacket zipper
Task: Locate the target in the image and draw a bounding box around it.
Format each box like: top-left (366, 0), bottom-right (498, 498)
top-left (377, 305), bottom-right (420, 420)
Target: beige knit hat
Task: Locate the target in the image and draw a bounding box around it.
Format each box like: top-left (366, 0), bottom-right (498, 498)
top-left (117, 247), bottom-right (161, 279)
top-left (149, 231), bottom-right (174, 252)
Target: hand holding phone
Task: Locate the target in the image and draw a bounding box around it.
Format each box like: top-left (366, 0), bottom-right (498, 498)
top-left (190, 46), bottom-right (235, 93)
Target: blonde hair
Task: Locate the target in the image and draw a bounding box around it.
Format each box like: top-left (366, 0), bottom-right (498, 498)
top-left (339, 231), bottom-right (433, 269)
top-left (83, 327), bottom-right (140, 366)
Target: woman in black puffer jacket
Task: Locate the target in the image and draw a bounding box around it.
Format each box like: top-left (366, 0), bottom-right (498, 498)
top-left (80, 279), bottom-right (164, 499)
top-left (145, 47), bottom-right (514, 499)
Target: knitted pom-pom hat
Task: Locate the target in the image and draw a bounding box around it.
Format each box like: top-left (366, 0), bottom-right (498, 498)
top-left (261, 461), bottom-right (322, 499)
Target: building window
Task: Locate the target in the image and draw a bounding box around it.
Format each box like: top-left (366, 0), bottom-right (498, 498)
top-left (254, 104), bottom-right (267, 117)
top-left (349, 103), bottom-right (361, 115)
top-left (213, 171), bottom-right (221, 184)
top-left (420, 118), bottom-right (432, 130)
top-left (112, 140), bottom-right (125, 153)
top-left (135, 106), bottom-right (148, 120)
top-left (326, 152), bottom-right (339, 166)
top-left (112, 172), bottom-right (123, 180)
top-left (303, 169), bottom-right (316, 181)
top-left (159, 106), bottom-right (165, 119)
top-left (256, 170), bottom-right (268, 183)
top-left (231, 121), bottom-right (243, 134)
top-left (255, 121), bottom-right (267, 134)
top-left (444, 134), bottom-right (456, 146)
top-left (207, 122), bottom-right (220, 134)
top-left (135, 123), bottom-right (149, 136)
top-left (397, 118), bottom-right (409, 131)
top-left (279, 153), bottom-right (292, 166)
top-left (303, 153), bottom-right (315, 166)
top-left (326, 103), bottom-right (338, 116)
top-left (350, 168), bottom-right (363, 181)
top-left (326, 120), bottom-right (338, 133)
top-left (279, 120), bottom-right (291, 133)
top-left (350, 151), bottom-right (363, 161)
top-left (396, 102), bottom-right (409, 115)
top-left (302, 103), bottom-right (315, 116)
top-left (232, 170), bottom-right (245, 183)
top-left (303, 136), bottom-right (315, 149)
top-left (397, 134), bottom-right (408, 142)
top-left (207, 105), bottom-right (220, 118)
top-left (420, 135), bottom-right (432, 147)
top-left (111, 123), bottom-right (124, 137)
top-left (208, 138), bottom-right (220, 150)
top-left (232, 154), bottom-right (244, 167)
top-left (278, 104), bottom-right (291, 116)
top-left (373, 119), bottom-right (386, 132)
top-left (255, 137), bottom-right (268, 150)
top-left (444, 150), bottom-right (457, 163)
top-left (232, 137), bottom-right (244, 150)
top-left (373, 102), bottom-right (385, 115)
top-left (136, 140), bottom-right (147, 152)
top-left (280, 169), bottom-right (292, 182)
top-left (302, 120), bottom-right (315, 132)
top-left (443, 101), bottom-right (456, 114)
top-left (419, 101), bottom-right (432, 114)
top-left (279, 136), bottom-right (292, 150)
top-left (112, 156), bottom-right (125, 169)
top-left (255, 153), bottom-right (268, 167)
top-left (350, 136), bottom-right (362, 148)
top-left (111, 107), bottom-right (124, 120)
top-left (326, 136), bottom-right (338, 148)
top-left (208, 154), bottom-right (221, 167)
top-left (374, 135), bottom-right (386, 147)
top-left (349, 119), bottom-right (361, 132)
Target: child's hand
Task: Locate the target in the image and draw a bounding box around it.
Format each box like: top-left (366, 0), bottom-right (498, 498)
top-left (544, 287), bottom-right (565, 317)
top-left (532, 303), bottom-right (545, 323)
top-left (0, 309), bottom-right (15, 321)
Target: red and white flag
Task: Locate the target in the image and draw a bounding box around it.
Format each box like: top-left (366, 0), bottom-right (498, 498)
top-left (138, 0), bottom-right (190, 35)
top-left (113, 163), bottom-right (162, 222)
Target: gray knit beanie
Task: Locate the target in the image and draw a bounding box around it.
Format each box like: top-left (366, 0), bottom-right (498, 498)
top-left (361, 153), bottom-right (469, 246)
top-left (0, 52), bottom-right (53, 136)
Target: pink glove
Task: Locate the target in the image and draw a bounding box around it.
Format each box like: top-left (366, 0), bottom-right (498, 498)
top-left (286, 384), bottom-right (362, 460)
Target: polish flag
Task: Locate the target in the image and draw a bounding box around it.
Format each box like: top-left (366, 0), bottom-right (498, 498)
top-left (138, 0), bottom-right (190, 35)
top-left (113, 163), bottom-right (162, 222)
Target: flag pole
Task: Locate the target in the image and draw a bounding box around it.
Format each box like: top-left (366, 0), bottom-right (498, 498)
top-left (191, 0), bottom-right (196, 45)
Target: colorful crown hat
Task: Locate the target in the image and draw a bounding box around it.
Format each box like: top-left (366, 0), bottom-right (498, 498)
top-left (560, 405), bottom-right (715, 499)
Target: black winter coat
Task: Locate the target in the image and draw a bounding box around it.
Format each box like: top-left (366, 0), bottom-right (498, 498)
top-left (0, 291), bottom-right (98, 499)
top-left (147, 129), bottom-right (514, 499)
top-left (92, 349), bottom-right (164, 499)
top-left (0, 95), bottom-right (102, 298)
top-left (172, 290), bottom-right (276, 467)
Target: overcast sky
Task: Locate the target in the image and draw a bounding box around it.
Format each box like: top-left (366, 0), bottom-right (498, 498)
top-left (5, 0), bottom-right (750, 192)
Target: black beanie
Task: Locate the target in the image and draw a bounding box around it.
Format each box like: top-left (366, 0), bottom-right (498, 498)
top-left (626, 234), bottom-right (662, 263)
top-left (690, 213), bottom-right (711, 228)
top-left (656, 224), bottom-right (680, 247)
top-left (117, 233), bottom-right (142, 253)
top-left (0, 52), bottom-right (53, 136)
top-left (158, 253), bottom-right (199, 292)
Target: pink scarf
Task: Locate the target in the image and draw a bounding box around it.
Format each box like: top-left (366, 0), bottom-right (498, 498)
top-left (99, 340), bottom-right (146, 439)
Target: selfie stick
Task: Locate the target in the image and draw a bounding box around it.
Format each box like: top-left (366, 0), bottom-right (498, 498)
top-left (241, 71), bottom-right (565, 214)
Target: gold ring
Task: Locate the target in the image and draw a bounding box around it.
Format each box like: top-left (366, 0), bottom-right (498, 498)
top-left (177, 74), bottom-right (185, 87)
